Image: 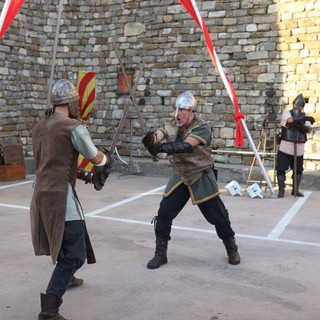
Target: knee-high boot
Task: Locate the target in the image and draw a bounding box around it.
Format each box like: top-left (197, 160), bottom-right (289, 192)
top-left (38, 293), bottom-right (68, 320)
top-left (147, 238), bottom-right (168, 269)
top-left (292, 174), bottom-right (304, 197)
top-left (277, 174), bottom-right (286, 198)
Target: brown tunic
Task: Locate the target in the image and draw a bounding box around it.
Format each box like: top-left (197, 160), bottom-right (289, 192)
top-left (30, 112), bottom-right (96, 264)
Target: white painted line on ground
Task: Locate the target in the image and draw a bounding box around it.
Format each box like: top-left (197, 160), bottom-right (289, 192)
top-left (0, 203), bottom-right (29, 210)
top-left (2, 183), bottom-right (319, 248)
top-left (0, 180), bottom-right (33, 190)
top-left (89, 214), bottom-right (320, 248)
top-left (0, 185), bottom-right (166, 213)
top-left (85, 185), bottom-right (166, 217)
top-left (266, 191), bottom-right (312, 240)
top-left (89, 215), bottom-right (151, 225)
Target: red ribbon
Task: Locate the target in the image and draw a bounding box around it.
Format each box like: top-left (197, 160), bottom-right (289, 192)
top-left (233, 111), bottom-right (245, 147)
top-left (179, 0), bottom-right (244, 146)
top-left (0, 0), bottom-right (26, 39)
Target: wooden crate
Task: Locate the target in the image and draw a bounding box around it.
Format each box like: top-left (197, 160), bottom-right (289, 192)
top-left (2, 145), bottom-right (24, 165)
top-left (0, 164), bottom-right (26, 182)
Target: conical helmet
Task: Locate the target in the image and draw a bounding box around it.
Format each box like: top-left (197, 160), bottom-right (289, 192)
top-left (51, 79), bottom-right (80, 118)
top-left (293, 94), bottom-right (305, 108)
top-left (175, 91), bottom-right (197, 112)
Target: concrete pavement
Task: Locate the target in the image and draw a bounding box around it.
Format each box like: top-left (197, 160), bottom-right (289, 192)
top-left (0, 173), bottom-right (319, 320)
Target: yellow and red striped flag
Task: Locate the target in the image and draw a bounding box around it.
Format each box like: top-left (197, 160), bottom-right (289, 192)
top-left (76, 71), bottom-right (96, 173)
top-left (0, 0), bottom-right (26, 39)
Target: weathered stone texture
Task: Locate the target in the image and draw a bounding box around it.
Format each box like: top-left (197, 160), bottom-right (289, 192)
top-left (0, 0), bottom-right (319, 169)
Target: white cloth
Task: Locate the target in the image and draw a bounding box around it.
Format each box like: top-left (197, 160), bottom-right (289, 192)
top-left (278, 110), bottom-right (311, 156)
top-left (65, 125), bottom-right (98, 221)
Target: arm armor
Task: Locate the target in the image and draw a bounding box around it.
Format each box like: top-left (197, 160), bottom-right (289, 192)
top-left (161, 141), bottom-right (194, 155)
top-left (292, 115), bottom-right (315, 125)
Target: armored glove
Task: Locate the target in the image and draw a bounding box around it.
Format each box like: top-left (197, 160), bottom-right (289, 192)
top-left (146, 142), bottom-right (163, 156)
top-left (92, 147), bottom-right (113, 191)
top-left (142, 131), bottom-right (156, 147)
top-left (92, 164), bottom-right (111, 191)
top-left (142, 131), bottom-right (159, 156)
top-left (304, 116), bottom-right (315, 125)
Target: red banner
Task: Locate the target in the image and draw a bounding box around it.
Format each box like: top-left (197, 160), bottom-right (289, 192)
top-left (179, 0), bottom-right (244, 147)
top-left (0, 0), bottom-right (25, 39)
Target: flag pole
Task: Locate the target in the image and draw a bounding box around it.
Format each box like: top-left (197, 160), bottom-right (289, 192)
top-left (0, 0), bottom-right (11, 34)
top-left (46, 0), bottom-right (64, 106)
top-left (180, 0), bottom-right (276, 197)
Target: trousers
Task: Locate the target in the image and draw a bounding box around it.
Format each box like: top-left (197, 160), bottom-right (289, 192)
top-left (46, 220), bottom-right (87, 305)
top-left (276, 150), bottom-right (304, 175)
top-left (154, 182), bottom-right (235, 241)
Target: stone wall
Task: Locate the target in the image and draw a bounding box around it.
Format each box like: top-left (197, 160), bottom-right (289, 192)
top-left (0, 0), bottom-right (319, 169)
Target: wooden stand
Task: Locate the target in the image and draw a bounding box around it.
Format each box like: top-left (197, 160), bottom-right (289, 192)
top-left (0, 144), bottom-right (26, 182)
top-left (0, 164), bottom-right (26, 182)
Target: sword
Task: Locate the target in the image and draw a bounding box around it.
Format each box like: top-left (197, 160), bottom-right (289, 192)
top-left (112, 40), bottom-right (159, 162)
top-left (293, 138), bottom-right (297, 198)
top-left (109, 62), bottom-right (144, 156)
top-left (91, 63), bottom-right (145, 191)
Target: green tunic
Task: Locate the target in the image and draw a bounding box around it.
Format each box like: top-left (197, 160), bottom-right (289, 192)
top-left (160, 115), bottom-right (219, 205)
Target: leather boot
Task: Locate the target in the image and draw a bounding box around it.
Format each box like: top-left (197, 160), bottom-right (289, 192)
top-left (147, 238), bottom-right (168, 269)
top-left (67, 276), bottom-right (83, 289)
top-left (277, 174), bottom-right (286, 198)
top-left (38, 293), bottom-right (68, 320)
top-left (291, 174), bottom-right (304, 197)
top-left (223, 237), bottom-right (241, 265)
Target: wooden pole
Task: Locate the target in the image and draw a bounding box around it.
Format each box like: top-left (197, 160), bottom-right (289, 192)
top-left (46, 0), bottom-right (64, 106)
top-left (241, 118), bottom-right (276, 196)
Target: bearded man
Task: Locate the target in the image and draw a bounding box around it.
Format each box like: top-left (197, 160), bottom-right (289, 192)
top-left (142, 91), bottom-right (240, 269)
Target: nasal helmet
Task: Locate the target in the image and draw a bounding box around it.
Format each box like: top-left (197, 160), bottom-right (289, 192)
top-left (293, 94), bottom-right (305, 108)
top-left (51, 79), bottom-right (80, 118)
top-left (174, 91), bottom-right (197, 117)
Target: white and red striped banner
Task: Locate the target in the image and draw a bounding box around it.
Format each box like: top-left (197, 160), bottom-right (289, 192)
top-left (0, 0), bottom-right (25, 39)
top-left (179, 0), bottom-right (244, 146)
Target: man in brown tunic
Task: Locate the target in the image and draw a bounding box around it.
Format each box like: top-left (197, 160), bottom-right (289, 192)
top-left (30, 79), bottom-right (111, 320)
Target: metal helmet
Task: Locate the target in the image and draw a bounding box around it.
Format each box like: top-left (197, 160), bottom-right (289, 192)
top-left (293, 94), bottom-right (305, 108)
top-left (174, 91), bottom-right (197, 116)
top-left (51, 79), bottom-right (80, 118)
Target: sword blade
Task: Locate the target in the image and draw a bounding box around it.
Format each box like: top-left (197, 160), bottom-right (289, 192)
top-left (112, 40), bottom-right (147, 133)
top-left (109, 62), bottom-right (144, 154)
